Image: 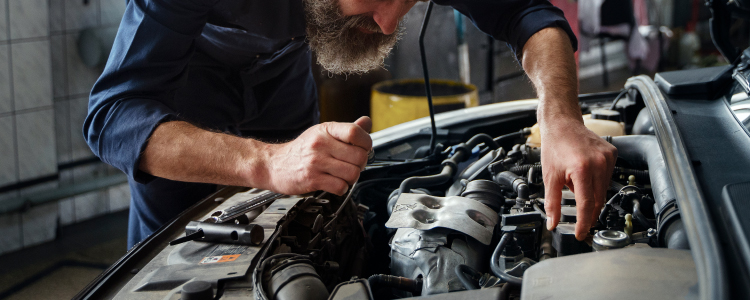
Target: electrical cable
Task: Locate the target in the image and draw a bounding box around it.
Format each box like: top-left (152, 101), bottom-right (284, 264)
top-left (418, 2), bottom-right (437, 155)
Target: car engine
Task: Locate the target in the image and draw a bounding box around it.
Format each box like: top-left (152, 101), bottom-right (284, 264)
top-left (78, 87), bottom-right (702, 300)
top-left (240, 97), bottom-right (697, 300)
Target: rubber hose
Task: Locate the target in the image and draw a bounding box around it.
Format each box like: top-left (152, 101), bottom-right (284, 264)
top-left (508, 164), bottom-right (542, 176)
top-left (490, 233), bottom-right (523, 285)
top-left (367, 274), bottom-right (423, 294)
top-left (465, 133), bottom-right (499, 150)
top-left (454, 264), bottom-right (481, 290)
top-left (632, 199), bottom-right (656, 228)
top-left (398, 165), bottom-right (453, 194)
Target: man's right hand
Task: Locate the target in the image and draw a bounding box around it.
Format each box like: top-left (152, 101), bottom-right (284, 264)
top-left (259, 116), bottom-right (373, 196)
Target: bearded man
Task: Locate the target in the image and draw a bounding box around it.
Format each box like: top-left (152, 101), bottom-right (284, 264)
top-left (85, 0), bottom-right (617, 249)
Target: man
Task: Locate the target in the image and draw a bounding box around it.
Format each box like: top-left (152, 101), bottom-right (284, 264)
top-left (85, 0), bottom-right (617, 249)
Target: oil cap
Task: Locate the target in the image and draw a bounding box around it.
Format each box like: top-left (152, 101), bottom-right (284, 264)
top-left (591, 109), bottom-right (620, 121)
top-left (593, 230), bottom-right (631, 251)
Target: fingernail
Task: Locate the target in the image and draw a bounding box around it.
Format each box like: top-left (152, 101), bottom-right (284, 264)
top-left (546, 217), bottom-right (553, 230)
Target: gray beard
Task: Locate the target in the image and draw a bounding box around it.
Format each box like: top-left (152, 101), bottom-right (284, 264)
top-left (302, 0), bottom-right (403, 75)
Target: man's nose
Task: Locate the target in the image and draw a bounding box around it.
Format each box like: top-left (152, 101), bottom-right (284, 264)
top-left (372, 1), bottom-right (410, 35)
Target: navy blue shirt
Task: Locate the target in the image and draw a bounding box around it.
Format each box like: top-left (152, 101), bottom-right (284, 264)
top-left (84, 0), bottom-right (576, 248)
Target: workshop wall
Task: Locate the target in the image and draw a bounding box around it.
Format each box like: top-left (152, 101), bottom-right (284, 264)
top-left (0, 0), bottom-right (129, 256)
top-left (385, 2), bottom-right (537, 105)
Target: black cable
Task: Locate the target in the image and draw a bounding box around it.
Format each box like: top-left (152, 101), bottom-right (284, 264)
top-left (455, 264), bottom-right (481, 290)
top-left (608, 88), bottom-right (630, 110)
top-left (490, 233), bottom-right (523, 285)
top-left (418, 2), bottom-right (437, 155)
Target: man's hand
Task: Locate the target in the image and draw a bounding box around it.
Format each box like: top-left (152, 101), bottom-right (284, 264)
top-left (540, 118), bottom-right (617, 240)
top-left (140, 117), bottom-right (372, 197)
top-left (261, 116), bottom-right (373, 196)
top-left (520, 27), bottom-right (617, 241)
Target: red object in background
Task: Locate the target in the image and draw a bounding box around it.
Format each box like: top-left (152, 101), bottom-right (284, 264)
top-left (686, 0), bottom-right (700, 32)
top-left (550, 0), bottom-right (580, 68)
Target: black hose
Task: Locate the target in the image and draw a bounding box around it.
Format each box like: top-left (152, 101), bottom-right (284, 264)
top-left (466, 133), bottom-right (500, 150)
top-left (368, 274), bottom-right (423, 294)
top-left (632, 199), bottom-right (656, 228)
top-left (493, 128), bottom-right (531, 143)
top-left (454, 264), bottom-right (481, 290)
top-left (508, 164), bottom-right (542, 176)
top-left (397, 144), bottom-right (470, 194)
top-left (493, 171), bottom-right (529, 201)
top-left (498, 282), bottom-right (513, 300)
top-left (490, 233), bottom-right (523, 285)
top-left (398, 165), bottom-right (453, 194)
top-left (608, 88), bottom-right (630, 110)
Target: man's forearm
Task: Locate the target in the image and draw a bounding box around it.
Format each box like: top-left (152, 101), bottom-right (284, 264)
top-left (138, 117), bottom-right (373, 196)
top-left (520, 27), bottom-right (618, 240)
top-left (139, 121), bottom-right (269, 187)
top-left (521, 27), bottom-right (581, 125)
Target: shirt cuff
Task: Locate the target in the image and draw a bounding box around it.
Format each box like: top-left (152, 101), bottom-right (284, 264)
top-left (87, 98), bottom-right (179, 185)
top-left (500, 8), bottom-right (579, 59)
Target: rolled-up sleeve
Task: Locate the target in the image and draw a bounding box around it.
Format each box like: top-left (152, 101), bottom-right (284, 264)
top-left (433, 0), bottom-right (577, 57)
top-left (84, 0), bottom-right (216, 183)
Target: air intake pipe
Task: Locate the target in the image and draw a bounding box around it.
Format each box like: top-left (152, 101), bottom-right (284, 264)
top-left (609, 135), bottom-right (687, 249)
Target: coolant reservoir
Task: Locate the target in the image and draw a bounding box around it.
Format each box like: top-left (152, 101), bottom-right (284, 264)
top-left (526, 109), bottom-right (625, 147)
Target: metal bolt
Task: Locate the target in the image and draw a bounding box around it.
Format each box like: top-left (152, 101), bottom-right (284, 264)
top-left (647, 228), bottom-right (657, 237)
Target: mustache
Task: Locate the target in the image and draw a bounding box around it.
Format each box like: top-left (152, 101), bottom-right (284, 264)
top-left (343, 15), bottom-right (383, 33)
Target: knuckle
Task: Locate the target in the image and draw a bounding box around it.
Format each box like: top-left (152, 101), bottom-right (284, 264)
top-left (307, 138), bottom-right (323, 150)
top-left (307, 155), bottom-right (322, 165)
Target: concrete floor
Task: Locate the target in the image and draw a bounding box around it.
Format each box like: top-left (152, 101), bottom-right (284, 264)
top-left (0, 210), bottom-right (128, 299)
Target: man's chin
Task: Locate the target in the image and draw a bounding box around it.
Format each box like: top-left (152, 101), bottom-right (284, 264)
top-left (314, 53), bottom-right (388, 75)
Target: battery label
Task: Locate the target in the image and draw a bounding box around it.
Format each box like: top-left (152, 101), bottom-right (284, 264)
top-left (200, 254), bottom-right (241, 264)
top-left (198, 244), bottom-right (247, 264)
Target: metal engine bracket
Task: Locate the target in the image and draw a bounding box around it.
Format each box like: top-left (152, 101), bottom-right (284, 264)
top-left (385, 193), bottom-right (498, 245)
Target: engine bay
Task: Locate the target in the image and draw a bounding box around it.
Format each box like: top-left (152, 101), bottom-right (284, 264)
top-left (89, 87), bottom-right (704, 300)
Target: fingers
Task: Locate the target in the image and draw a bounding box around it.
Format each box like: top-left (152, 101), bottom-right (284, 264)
top-left (544, 174), bottom-right (564, 231)
top-left (310, 173), bottom-right (350, 196)
top-left (354, 116), bottom-right (372, 133)
top-left (319, 157), bottom-right (362, 186)
top-left (323, 121), bottom-right (372, 151)
top-left (332, 145), bottom-right (369, 170)
top-left (571, 172), bottom-right (595, 241)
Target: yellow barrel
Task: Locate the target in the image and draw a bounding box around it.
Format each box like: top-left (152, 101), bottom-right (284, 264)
top-left (370, 79), bottom-right (479, 132)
